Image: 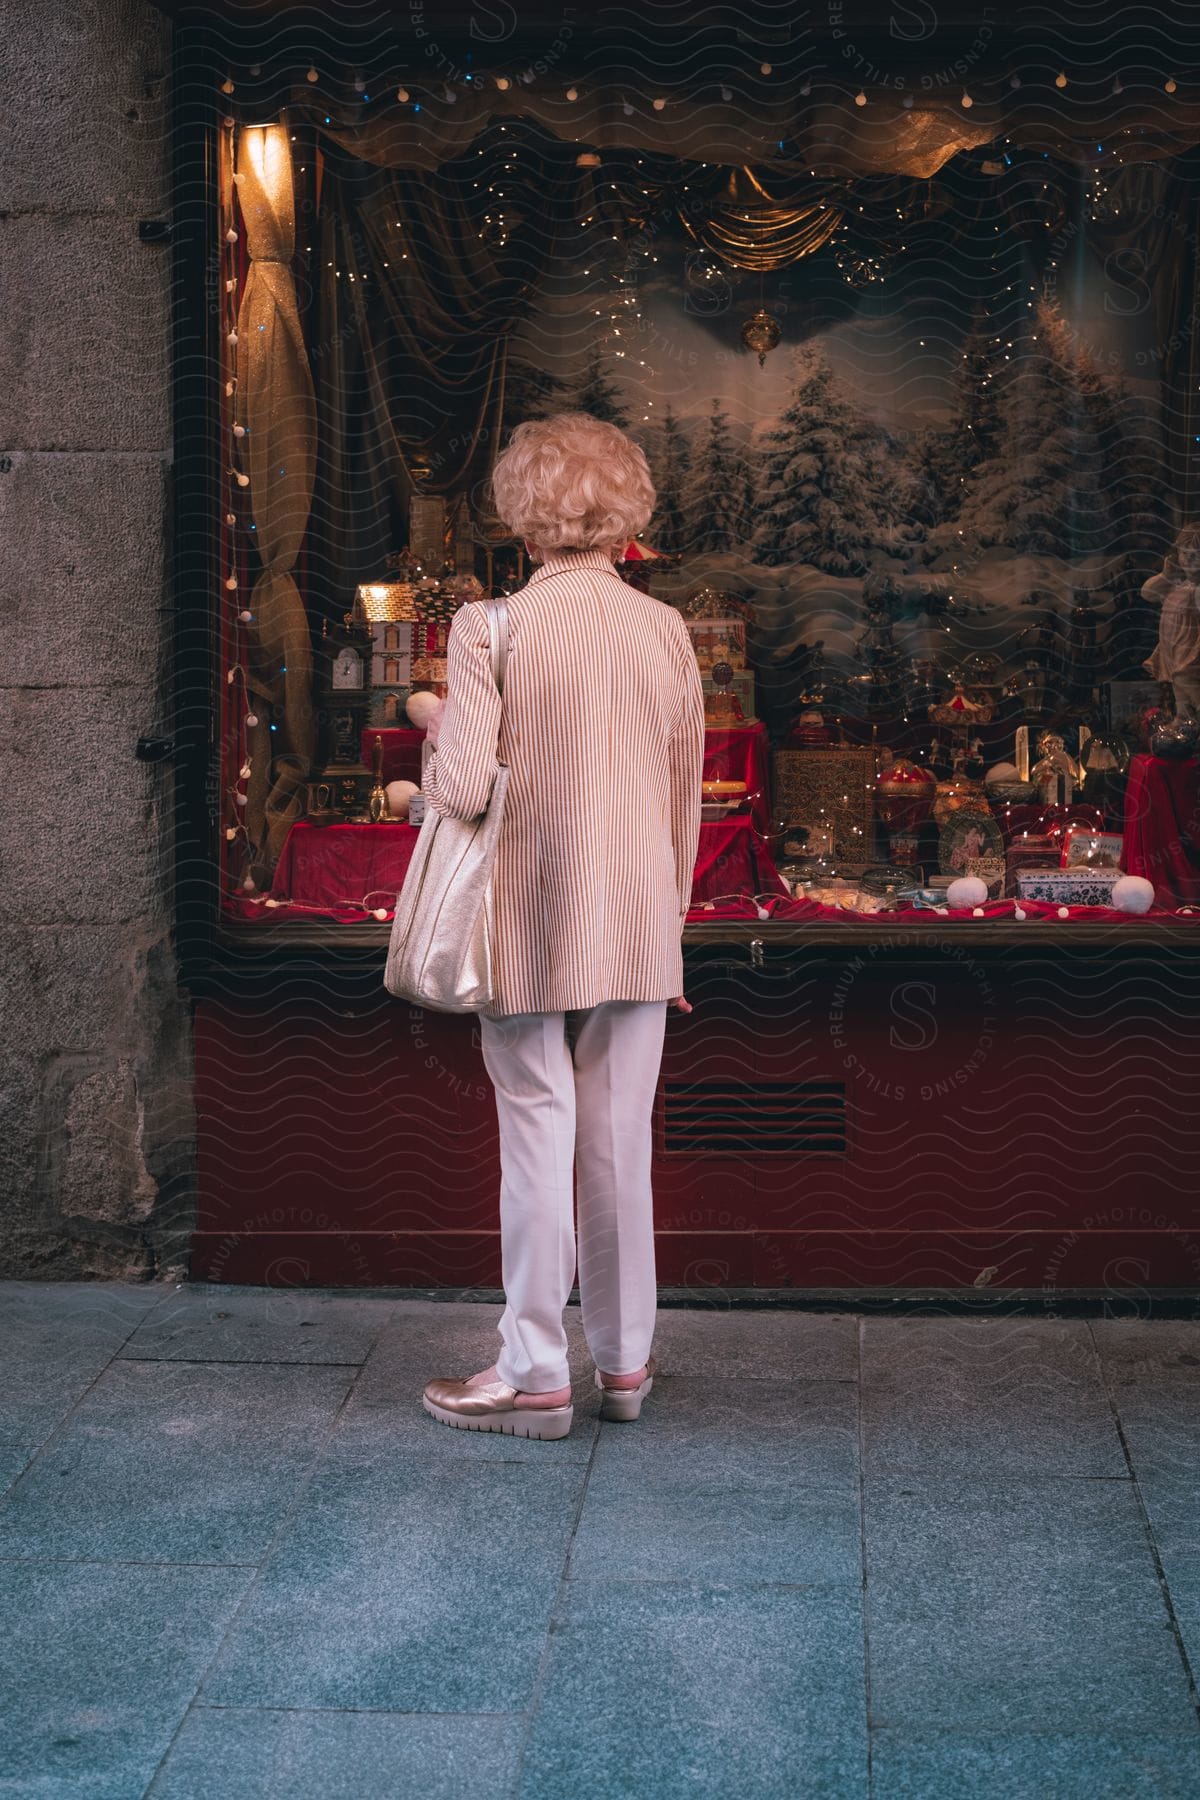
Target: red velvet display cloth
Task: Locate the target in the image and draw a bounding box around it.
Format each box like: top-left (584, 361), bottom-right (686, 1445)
top-left (358, 726), bottom-right (424, 786)
top-left (703, 722), bottom-right (772, 836)
top-left (225, 784), bottom-right (1199, 927)
top-left (268, 820), bottom-right (421, 919)
top-left (690, 813), bottom-right (790, 906)
top-left (229, 814), bottom-right (788, 922)
top-left (1123, 753), bottom-right (1200, 905)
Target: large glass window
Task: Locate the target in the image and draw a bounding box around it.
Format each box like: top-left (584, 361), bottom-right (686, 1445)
top-left (206, 36), bottom-right (1200, 939)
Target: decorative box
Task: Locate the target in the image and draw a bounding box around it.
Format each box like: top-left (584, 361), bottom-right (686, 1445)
top-left (773, 747), bottom-right (877, 860)
top-left (1060, 828), bottom-right (1124, 870)
top-left (1014, 866), bottom-right (1124, 906)
top-left (1005, 833), bottom-right (1059, 896)
top-left (687, 617), bottom-right (747, 671)
top-left (965, 855), bottom-right (1007, 897)
top-left (702, 670), bottom-right (756, 721)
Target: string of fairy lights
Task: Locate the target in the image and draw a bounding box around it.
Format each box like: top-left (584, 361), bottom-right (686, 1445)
top-left (219, 122), bottom-right (267, 894)
top-left (218, 63), bottom-right (1190, 112)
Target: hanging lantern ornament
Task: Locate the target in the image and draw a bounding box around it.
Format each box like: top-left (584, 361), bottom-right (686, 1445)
top-left (740, 307), bottom-right (782, 366)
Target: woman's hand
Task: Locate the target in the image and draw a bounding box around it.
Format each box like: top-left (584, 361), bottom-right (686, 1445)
top-left (669, 995), bottom-right (693, 1014)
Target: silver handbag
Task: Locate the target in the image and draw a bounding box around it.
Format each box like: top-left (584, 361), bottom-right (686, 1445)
top-left (383, 598), bottom-right (510, 1013)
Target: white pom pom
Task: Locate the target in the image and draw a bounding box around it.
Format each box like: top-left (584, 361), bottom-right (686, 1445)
top-left (405, 691), bottom-right (441, 731)
top-left (972, 906), bottom-right (985, 917)
top-left (1057, 906), bottom-right (1070, 919)
top-left (1112, 875), bottom-right (1155, 914)
top-left (372, 907), bottom-right (389, 921)
top-left (947, 876), bottom-right (988, 909)
top-left (1014, 905), bottom-right (1026, 920)
top-left (385, 779), bottom-right (419, 819)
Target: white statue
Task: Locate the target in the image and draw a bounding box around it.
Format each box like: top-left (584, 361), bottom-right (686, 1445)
top-left (1142, 525), bottom-right (1200, 711)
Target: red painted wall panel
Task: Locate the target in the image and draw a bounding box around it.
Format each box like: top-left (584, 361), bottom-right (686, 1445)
top-left (192, 947), bottom-right (1200, 1290)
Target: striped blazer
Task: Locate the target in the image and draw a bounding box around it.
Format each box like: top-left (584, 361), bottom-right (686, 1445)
top-left (423, 547), bottom-right (706, 1020)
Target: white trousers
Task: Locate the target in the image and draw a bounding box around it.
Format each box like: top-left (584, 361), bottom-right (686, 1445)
top-left (478, 999), bottom-right (668, 1392)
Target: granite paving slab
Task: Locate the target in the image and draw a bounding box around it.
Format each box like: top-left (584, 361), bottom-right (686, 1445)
top-left (569, 1376), bottom-right (860, 1584)
top-left (861, 1319), bottom-right (1124, 1477)
top-left (516, 1580), bottom-right (869, 1800)
top-left (0, 1359), bottom-right (354, 1564)
top-left (0, 1560), bottom-right (249, 1800)
top-left (148, 1706), bottom-right (524, 1800)
top-left (0, 1446), bottom-right (31, 1494)
top-left (1090, 1320), bottom-right (1200, 1384)
top-left (864, 1477), bottom-right (1194, 1733)
top-left (201, 1453), bottom-right (587, 1714)
top-left (650, 1307), bottom-right (859, 1381)
top-left (1108, 1379), bottom-right (1200, 1486)
top-left (870, 1728), bottom-right (1200, 1799)
top-left (0, 1280), bottom-right (161, 1446)
top-left (119, 1285), bottom-right (396, 1366)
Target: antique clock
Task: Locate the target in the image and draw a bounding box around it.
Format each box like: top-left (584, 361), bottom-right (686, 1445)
top-left (310, 610), bottom-right (375, 820)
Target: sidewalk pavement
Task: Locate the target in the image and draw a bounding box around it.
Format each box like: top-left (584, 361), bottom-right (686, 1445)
top-left (0, 1281), bottom-right (1198, 1798)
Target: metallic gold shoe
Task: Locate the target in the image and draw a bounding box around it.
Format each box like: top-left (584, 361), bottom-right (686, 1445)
top-left (422, 1374), bottom-right (574, 1440)
top-left (594, 1354), bottom-right (656, 1422)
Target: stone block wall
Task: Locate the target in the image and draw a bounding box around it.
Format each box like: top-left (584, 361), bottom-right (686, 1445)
top-left (0, 0), bottom-right (194, 1277)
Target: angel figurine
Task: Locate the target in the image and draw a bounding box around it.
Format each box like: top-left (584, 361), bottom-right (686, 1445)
top-left (1142, 524), bottom-right (1200, 712)
top-left (1031, 731), bottom-right (1080, 806)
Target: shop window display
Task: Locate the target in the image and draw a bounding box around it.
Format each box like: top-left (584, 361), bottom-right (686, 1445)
top-left (208, 53), bottom-right (1200, 939)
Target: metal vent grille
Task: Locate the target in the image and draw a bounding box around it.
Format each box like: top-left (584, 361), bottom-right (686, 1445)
top-left (661, 1081), bottom-right (847, 1156)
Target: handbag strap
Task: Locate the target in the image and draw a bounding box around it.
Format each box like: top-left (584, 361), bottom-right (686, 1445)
top-left (477, 597), bottom-right (510, 697)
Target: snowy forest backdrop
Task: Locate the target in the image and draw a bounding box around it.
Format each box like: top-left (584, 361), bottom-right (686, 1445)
top-left (504, 234), bottom-right (1174, 736)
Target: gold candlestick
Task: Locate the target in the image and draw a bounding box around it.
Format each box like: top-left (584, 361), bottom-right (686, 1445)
top-left (367, 734), bottom-right (389, 822)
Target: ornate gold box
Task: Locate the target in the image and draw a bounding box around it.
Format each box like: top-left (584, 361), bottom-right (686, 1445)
top-left (772, 748), bottom-right (878, 859)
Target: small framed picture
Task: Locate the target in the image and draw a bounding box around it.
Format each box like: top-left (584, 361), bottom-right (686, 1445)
top-left (939, 809), bottom-right (1004, 876)
top-left (1060, 828), bottom-right (1124, 870)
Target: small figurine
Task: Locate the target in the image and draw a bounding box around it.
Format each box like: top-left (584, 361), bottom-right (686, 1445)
top-left (1142, 524), bottom-right (1200, 713)
top-left (962, 734), bottom-right (988, 781)
top-left (1030, 730), bottom-right (1080, 806)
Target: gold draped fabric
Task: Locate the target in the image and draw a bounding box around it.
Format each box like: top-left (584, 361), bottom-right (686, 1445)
top-left (681, 168), bottom-right (842, 272)
top-left (287, 82), bottom-right (1200, 180)
top-left (234, 122), bottom-right (318, 885)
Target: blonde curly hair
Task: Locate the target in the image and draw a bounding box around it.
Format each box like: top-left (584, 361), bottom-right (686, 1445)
top-left (489, 412), bottom-right (656, 553)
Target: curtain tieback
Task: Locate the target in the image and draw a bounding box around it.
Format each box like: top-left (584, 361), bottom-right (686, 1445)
top-left (249, 254), bottom-right (290, 265)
